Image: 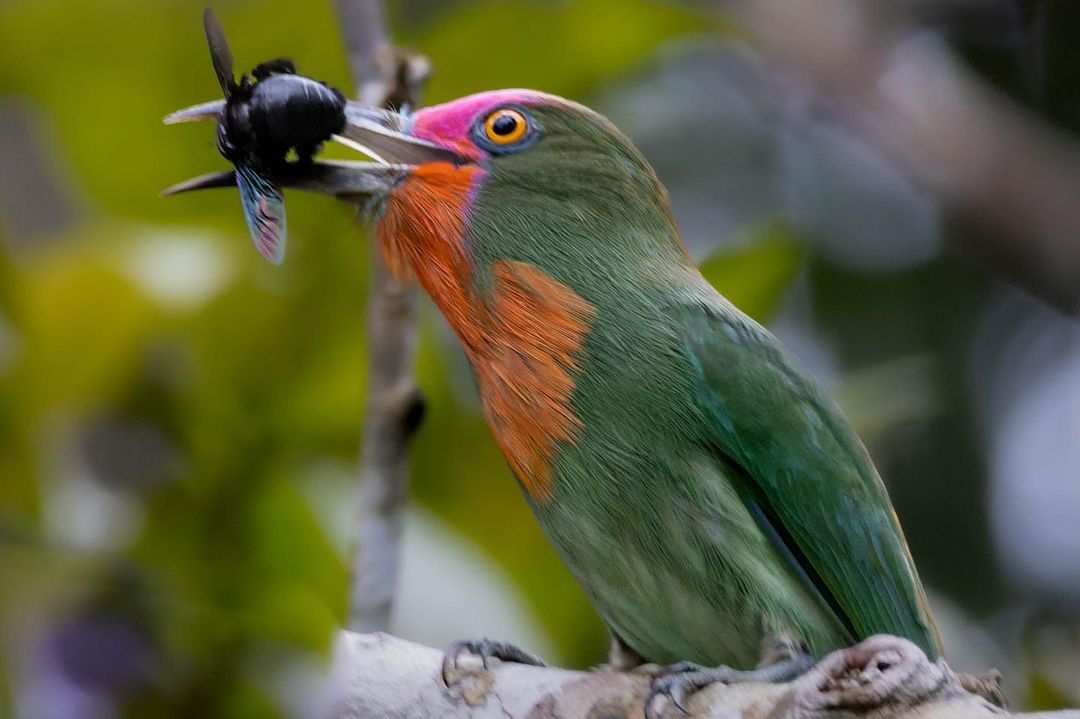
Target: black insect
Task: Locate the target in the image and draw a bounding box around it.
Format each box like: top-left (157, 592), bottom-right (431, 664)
top-left (215, 58), bottom-right (346, 172)
top-left (182, 9), bottom-right (347, 263)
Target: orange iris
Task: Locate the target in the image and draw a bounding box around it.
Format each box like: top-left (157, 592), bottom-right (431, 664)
top-left (483, 109), bottom-right (528, 145)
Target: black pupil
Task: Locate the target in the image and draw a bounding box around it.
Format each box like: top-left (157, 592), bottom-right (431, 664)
top-left (492, 113), bottom-right (519, 137)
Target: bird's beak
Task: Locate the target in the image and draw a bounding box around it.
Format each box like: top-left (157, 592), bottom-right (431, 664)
top-left (331, 104), bottom-right (467, 167)
top-left (161, 100), bottom-right (469, 202)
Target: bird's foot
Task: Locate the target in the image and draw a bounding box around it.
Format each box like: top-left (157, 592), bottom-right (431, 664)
top-left (957, 670), bottom-right (1008, 708)
top-left (597, 630), bottom-right (648, 672)
top-left (440, 638), bottom-right (545, 687)
top-left (643, 652), bottom-right (812, 718)
top-left (756, 621), bottom-right (809, 668)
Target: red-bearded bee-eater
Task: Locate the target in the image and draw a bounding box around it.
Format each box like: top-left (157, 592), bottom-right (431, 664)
top-left (166, 89), bottom-right (942, 710)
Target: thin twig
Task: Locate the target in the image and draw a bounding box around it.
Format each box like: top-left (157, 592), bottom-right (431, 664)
top-left (334, 0), bottom-right (429, 632)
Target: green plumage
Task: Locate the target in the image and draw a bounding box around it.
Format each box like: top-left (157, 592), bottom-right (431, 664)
top-left (458, 99), bottom-right (940, 667)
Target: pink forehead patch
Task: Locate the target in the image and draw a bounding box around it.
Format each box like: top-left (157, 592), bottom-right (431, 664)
top-left (411, 89), bottom-right (553, 160)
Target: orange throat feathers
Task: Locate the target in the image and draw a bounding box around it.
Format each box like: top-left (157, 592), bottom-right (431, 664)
top-left (378, 162), bottom-right (596, 501)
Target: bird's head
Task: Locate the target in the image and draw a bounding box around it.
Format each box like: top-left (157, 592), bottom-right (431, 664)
top-left (333, 90), bottom-right (690, 293)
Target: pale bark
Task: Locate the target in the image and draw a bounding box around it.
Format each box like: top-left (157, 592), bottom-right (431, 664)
top-left (326, 632), bottom-right (1077, 719)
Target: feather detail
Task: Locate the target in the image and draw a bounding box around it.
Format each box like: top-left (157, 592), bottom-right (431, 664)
top-left (378, 163), bottom-right (596, 500)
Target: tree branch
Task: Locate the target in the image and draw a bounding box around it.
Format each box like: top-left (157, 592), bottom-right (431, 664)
top-left (334, 0), bottom-right (429, 632)
top-left (327, 632), bottom-right (1075, 719)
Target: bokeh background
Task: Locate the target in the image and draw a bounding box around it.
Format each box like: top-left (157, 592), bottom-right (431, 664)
top-left (1, 0), bottom-right (1079, 715)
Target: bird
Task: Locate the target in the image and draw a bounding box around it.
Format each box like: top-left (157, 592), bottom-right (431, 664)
top-left (167, 88), bottom-right (942, 709)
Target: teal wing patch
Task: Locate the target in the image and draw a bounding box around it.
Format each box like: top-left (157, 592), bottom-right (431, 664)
top-left (681, 302), bottom-right (942, 658)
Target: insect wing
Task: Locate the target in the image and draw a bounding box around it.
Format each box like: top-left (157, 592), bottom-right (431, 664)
top-left (203, 9), bottom-right (236, 97)
top-left (235, 162), bottom-right (287, 264)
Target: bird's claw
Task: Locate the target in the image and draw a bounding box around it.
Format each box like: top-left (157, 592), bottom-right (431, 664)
top-left (440, 638), bottom-right (545, 687)
top-left (643, 665), bottom-right (712, 719)
top-left (642, 650), bottom-right (813, 718)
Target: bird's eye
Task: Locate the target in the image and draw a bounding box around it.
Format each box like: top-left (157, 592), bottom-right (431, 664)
top-left (483, 109), bottom-right (529, 145)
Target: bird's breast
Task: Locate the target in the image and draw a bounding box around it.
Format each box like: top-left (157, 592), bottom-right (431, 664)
top-left (377, 169), bottom-right (598, 500)
top-left (469, 261), bottom-right (596, 501)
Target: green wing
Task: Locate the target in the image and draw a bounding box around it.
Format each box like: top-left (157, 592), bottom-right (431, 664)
top-left (682, 300), bottom-right (942, 658)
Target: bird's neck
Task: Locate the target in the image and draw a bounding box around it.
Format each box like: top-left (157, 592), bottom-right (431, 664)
top-left (378, 163), bottom-right (598, 502)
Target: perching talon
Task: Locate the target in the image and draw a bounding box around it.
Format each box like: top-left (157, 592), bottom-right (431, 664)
top-left (440, 638), bottom-right (545, 687)
top-left (643, 651), bottom-right (813, 719)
